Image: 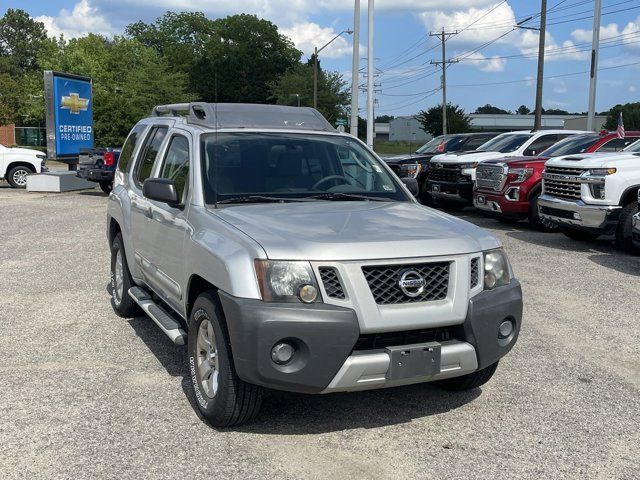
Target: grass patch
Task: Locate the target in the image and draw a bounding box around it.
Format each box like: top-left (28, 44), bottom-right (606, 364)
top-left (373, 141), bottom-right (419, 155)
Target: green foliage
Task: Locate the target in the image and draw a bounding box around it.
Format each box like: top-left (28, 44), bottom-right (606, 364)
top-left (417, 104), bottom-right (471, 136)
top-left (0, 9), bottom-right (49, 72)
top-left (603, 102), bottom-right (640, 131)
top-left (269, 63), bottom-right (349, 123)
top-left (542, 108), bottom-right (570, 115)
top-left (375, 115), bottom-right (395, 123)
top-left (475, 104), bottom-right (510, 114)
top-left (516, 105), bottom-right (531, 115)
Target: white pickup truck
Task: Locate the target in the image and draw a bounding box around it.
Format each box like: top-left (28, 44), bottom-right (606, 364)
top-left (539, 139), bottom-right (640, 253)
top-left (0, 144), bottom-right (47, 188)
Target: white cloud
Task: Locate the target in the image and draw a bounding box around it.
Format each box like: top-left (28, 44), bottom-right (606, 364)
top-left (462, 52), bottom-right (506, 72)
top-left (518, 30), bottom-right (588, 62)
top-left (36, 0), bottom-right (115, 38)
top-left (630, 85), bottom-right (637, 93)
top-left (571, 17), bottom-right (640, 51)
top-left (280, 23), bottom-right (355, 59)
top-left (550, 78), bottom-right (567, 94)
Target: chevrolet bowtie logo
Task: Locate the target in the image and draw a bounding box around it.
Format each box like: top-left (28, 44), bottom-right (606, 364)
top-left (61, 93), bottom-right (89, 114)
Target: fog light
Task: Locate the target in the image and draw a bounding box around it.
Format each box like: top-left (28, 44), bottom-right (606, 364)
top-left (573, 212), bottom-right (581, 220)
top-left (271, 342), bottom-right (295, 365)
top-left (298, 284), bottom-right (318, 303)
top-left (498, 320), bottom-right (514, 339)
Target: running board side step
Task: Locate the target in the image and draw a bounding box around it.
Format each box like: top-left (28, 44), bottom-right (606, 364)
top-left (128, 286), bottom-right (187, 346)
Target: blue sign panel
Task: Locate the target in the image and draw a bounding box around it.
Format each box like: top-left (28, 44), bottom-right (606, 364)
top-left (51, 74), bottom-right (94, 157)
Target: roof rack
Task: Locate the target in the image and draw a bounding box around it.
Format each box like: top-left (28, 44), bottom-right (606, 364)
top-left (150, 102), bottom-right (336, 132)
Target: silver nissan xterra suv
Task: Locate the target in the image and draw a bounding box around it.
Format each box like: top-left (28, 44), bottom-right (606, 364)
top-left (107, 103), bottom-right (523, 427)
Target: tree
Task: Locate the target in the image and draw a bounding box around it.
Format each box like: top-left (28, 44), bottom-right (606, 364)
top-left (475, 104), bottom-right (510, 114)
top-left (0, 9), bottom-right (49, 72)
top-left (603, 102), bottom-right (640, 131)
top-left (417, 104), bottom-right (471, 136)
top-left (516, 105), bottom-right (531, 115)
top-left (270, 63), bottom-right (349, 123)
top-left (542, 108), bottom-right (570, 115)
top-left (375, 115), bottom-right (395, 123)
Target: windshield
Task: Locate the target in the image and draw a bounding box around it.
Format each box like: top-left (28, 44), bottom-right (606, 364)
top-left (201, 133), bottom-right (410, 204)
top-left (624, 139), bottom-right (640, 152)
top-left (478, 133), bottom-right (533, 153)
top-left (539, 134), bottom-right (600, 157)
top-left (415, 136), bottom-right (447, 154)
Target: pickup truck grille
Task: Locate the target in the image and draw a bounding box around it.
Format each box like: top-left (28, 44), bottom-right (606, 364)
top-left (475, 164), bottom-right (506, 191)
top-left (362, 262), bottom-right (450, 305)
top-left (543, 166), bottom-right (585, 200)
top-left (428, 164), bottom-right (462, 183)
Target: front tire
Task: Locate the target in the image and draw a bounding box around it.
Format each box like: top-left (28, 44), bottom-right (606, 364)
top-left (615, 201), bottom-right (640, 254)
top-left (529, 193), bottom-right (559, 232)
top-left (188, 292), bottom-right (264, 427)
top-left (435, 361), bottom-right (499, 391)
top-left (560, 227), bottom-right (600, 242)
top-left (110, 233), bottom-right (139, 317)
top-left (7, 165), bottom-right (33, 188)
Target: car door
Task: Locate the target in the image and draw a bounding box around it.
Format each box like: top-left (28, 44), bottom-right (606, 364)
top-left (144, 132), bottom-right (192, 312)
top-left (129, 125), bottom-right (170, 289)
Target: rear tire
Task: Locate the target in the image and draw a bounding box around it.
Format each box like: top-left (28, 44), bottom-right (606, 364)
top-left (99, 180), bottom-right (113, 194)
top-left (560, 227), bottom-right (599, 242)
top-left (435, 361), bottom-right (499, 391)
top-left (615, 201), bottom-right (640, 254)
top-left (110, 233), bottom-right (140, 317)
top-left (7, 165), bottom-right (33, 188)
top-left (188, 291), bottom-right (264, 427)
top-left (529, 193), bottom-right (559, 232)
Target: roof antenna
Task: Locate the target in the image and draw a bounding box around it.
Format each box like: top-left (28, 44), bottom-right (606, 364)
top-left (213, 72), bottom-right (219, 209)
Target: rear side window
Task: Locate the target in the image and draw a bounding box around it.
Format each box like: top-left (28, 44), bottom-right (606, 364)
top-left (159, 136), bottom-right (190, 203)
top-left (524, 135), bottom-right (559, 156)
top-left (117, 124), bottom-right (146, 173)
top-left (134, 126), bottom-right (168, 187)
top-left (599, 137), bottom-right (637, 152)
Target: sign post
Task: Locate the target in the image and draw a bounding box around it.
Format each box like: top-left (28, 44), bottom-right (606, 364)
top-left (44, 71), bottom-right (94, 168)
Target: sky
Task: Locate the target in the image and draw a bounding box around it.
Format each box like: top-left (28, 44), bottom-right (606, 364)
top-left (7, 0), bottom-right (640, 117)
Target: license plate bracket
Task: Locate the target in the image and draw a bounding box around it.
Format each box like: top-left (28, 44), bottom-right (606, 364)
top-left (432, 184), bottom-right (441, 193)
top-left (477, 195), bottom-right (486, 205)
top-left (385, 342), bottom-right (441, 380)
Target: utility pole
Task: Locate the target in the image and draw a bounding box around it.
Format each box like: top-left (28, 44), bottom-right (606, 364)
top-left (533, 0), bottom-right (547, 131)
top-left (430, 28), bottom-right (458, 135)
top-left (587, 0), bottom-right (602, 131)
top-left (366, 0), bottom-right (375, 148)
top-left (313, 47), bottom-right (318, 109)
top-left (350, 0), bottom-right (360, 137)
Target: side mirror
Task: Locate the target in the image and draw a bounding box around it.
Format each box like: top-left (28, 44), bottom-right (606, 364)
top-left (143, 178), bottom-right (179, 206)
top-left (401, 177), bottom-right (419, 197)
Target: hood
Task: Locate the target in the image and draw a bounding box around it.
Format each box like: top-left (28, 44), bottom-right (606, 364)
top-left (212, 201), bottom-right (499, 261)
top-left (5, 147), bottom-right (44, 156)
top-left (383, 153), bottom-right (433, 164)
top-left (432, 151), bottom-right (504, 164)
top-left (483, 155), bottom-right (549, 167)
top-left (547, 152), bottom-right (640, 169)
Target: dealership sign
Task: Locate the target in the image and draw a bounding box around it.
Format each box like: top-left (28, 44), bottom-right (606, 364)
top-left (44, 71), bottom-right (94, 162)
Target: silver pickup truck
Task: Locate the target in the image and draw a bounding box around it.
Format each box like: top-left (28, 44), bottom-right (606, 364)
top-left (107, 103), bottom-right (522, 427)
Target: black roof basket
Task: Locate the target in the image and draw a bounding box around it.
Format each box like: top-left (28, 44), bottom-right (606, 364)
top-left (150, 102), bottom-right (336, 132)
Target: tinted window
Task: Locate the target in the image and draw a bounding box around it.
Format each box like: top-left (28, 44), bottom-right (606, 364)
top-left (624, 139), bottom-right (640, 152)
top-left (464, 135), bottom-right (493, 150)
top-left (478, 133), bottom-right (533, 153)
top-left (599, 137), bottom-right (638, 152)
top-left (416, 136), bottom-right (447, 154)
top-left (118, 124), bottom-right (146, 173)
top-left (134, 127), bottom-right (168, 187)
top-left (539, 134), bottom-right (600, 157)
top-left (524, 135), bottom-right (561, 156)
top-left (160, 136), bottom-right (190, 202)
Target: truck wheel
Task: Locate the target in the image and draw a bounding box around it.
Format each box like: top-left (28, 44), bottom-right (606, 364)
top-left (560, 227), bottom-right (599, 242)
top-left (435, 361), bottom-right (499, 391)
top-left (529, 194), bottom-right (558, 232)
top-left (188, 291), bottom-right (264, 427)
top-left (110, 233), bottom-right (140, 317)
top-left (615, 201), bottom-right (640, 254)
top-left (99, 181), bottom-right (113, 194)
top-left (7, 165), bottom-right (33, 188)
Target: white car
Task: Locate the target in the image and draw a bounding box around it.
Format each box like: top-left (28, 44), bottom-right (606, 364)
top-left (426, 130), bottom-right (585, 210)
top-left (0, 144), bottom-right (47, 188)
top-left (539, 138), bottom-right (640, 252)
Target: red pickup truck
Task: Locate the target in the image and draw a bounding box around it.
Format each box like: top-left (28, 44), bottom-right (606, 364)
top-left (473, 131), bottom-right (640, 231)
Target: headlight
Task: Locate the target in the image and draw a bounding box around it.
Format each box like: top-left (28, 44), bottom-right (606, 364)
top-left (459, 162), bottom-right (479, 177)
top-left (400, 163), bottom-right (422, 178)
top-left (586, 168), bottom-right (616, 176)
top-left (254, 260), bottom-right (321, 303)
top-left (458, 162), bottom-right (479, 169)
top-left (507, 167), bottom-right (534, 183)
top-left (36, 154), bottom-right (46, 160)
top-left (483, 249), bottom-right (511, 290)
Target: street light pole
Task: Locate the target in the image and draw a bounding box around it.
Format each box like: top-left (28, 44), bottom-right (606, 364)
top-left (313, 30), bottom-right (354, 110)
top-left (533, 0), bottom-right (547, 131)
top-left (587, 0), bottom-right (602, 131)
top-left (366, 0), bottom-right (375, 148)
top-left (350, 0), bottom-right (360, 137)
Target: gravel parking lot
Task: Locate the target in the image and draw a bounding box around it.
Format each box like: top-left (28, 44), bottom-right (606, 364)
top-left (1, 185), bottom-right (638, 479)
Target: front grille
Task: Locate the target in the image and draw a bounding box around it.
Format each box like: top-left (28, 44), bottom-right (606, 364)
top-left (476, 164), bottom-right (506, 191)
top-left (543, 166), bottom-right (585, 200)
top-left (354, 327), bottom-right (454, 351)
top-left (428, 164), bottom-right (462, 183)
top-left (362, 262), bottom-right (450, 305)
top-left (470, 257), bottom-right (480, 288)
top-left (318, 267), bottom-right (345, 300)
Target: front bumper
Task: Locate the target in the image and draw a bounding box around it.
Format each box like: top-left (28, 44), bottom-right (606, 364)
top-left (632, 212), bottom-right (640, 248)
top-left (474, 191), bottom-right (530, 218)
top-left (219, 280), bottom-right (523, 394)
top-left (538, 194), bottom-right (621, 233)
top-left (426, 180), bottom-right (474, 204)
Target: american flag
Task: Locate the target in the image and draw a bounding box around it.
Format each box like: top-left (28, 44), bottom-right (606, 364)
top-left (616, 112), bottom-right (625, 139)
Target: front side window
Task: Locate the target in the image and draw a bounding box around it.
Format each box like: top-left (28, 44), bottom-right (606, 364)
top-left (478, 133), bottom-right (533, 153)
top-left (159, 135), bottom-right (190, 202)
top-left (201, 133), bottom-right (409, 204)
top-left (599, 137), bottom-right (637, 152)
top-left (524, 135), bottom-right (561, 156)
top-left (416, 136), bottom-right (447, 154)
top-left (539, 134), bottom-right (600, 157)
top-left (134, 126), bottom-right (168, 187)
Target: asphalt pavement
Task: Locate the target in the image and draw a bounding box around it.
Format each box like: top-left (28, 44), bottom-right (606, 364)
top-left (0, 184), bottom-right (638, 479)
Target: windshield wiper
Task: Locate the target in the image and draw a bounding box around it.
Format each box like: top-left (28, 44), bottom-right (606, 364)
top-left (216, 195), bottom-right (315, 205)
top-left (308, 192), bottom-right (391, 202)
